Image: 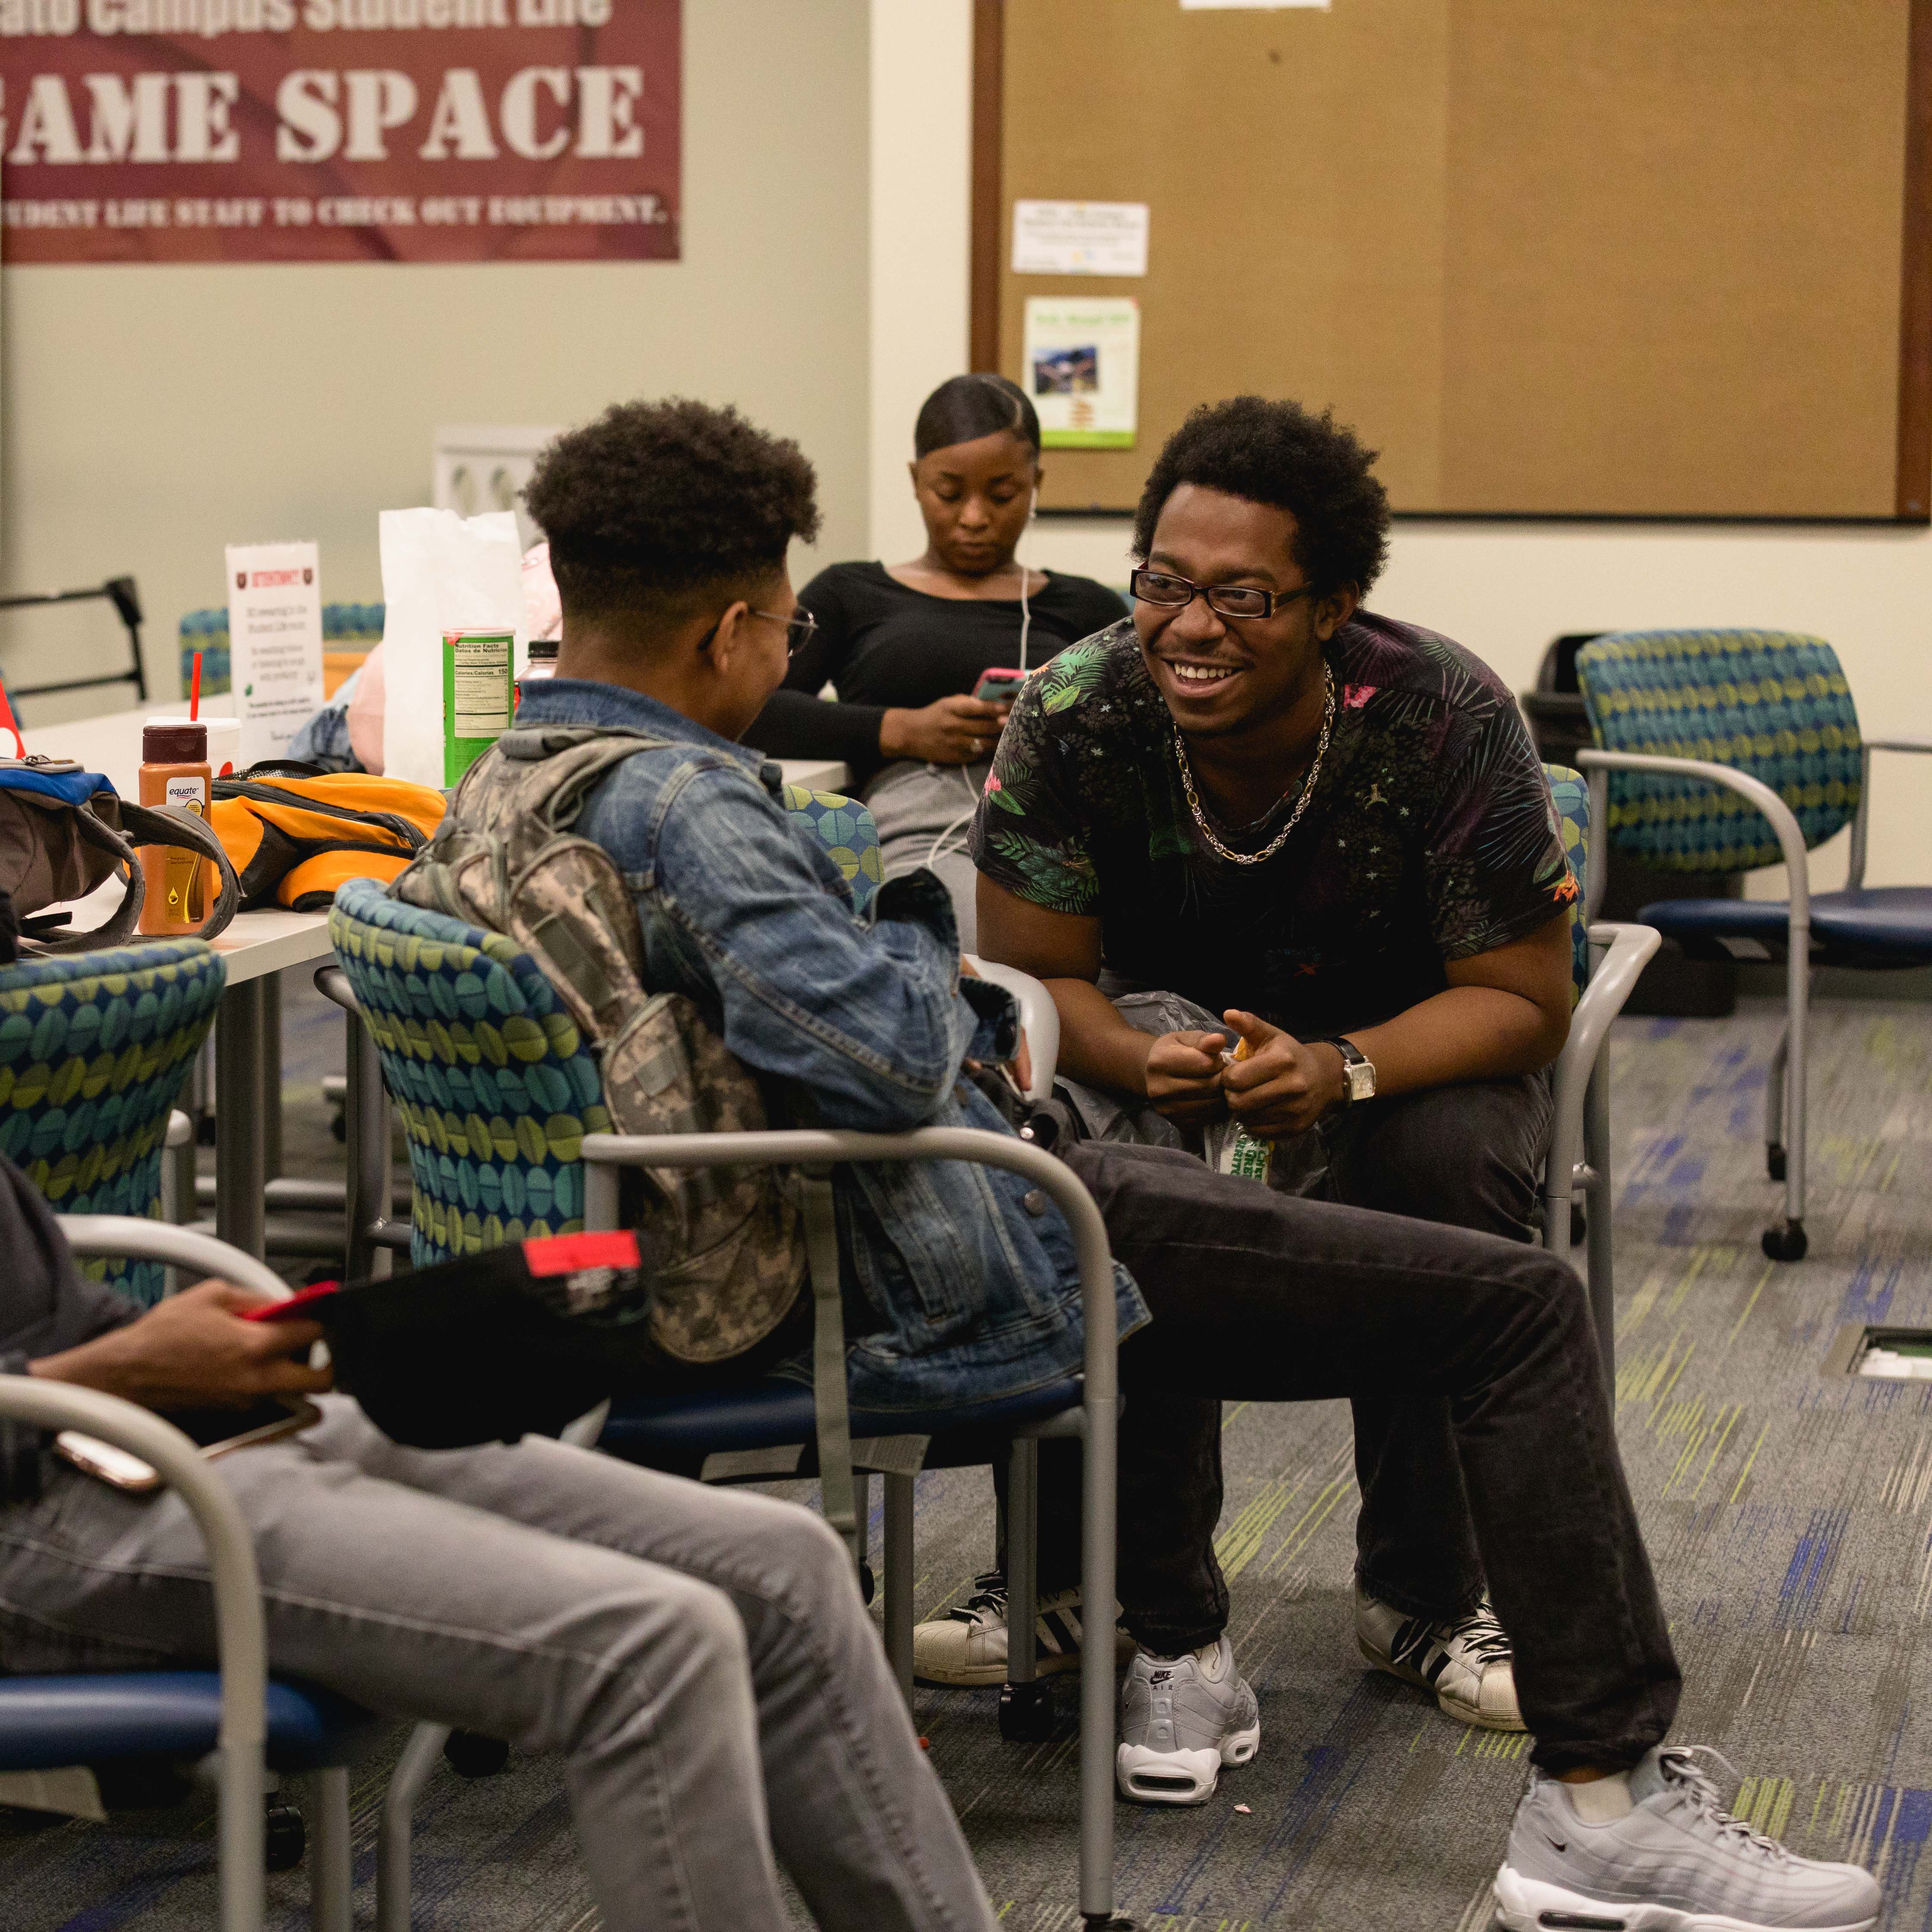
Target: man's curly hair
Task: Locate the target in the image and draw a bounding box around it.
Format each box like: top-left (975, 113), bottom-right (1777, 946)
top-left (524, 398), bottom-right (821, 635)
top-left (1133, 398), bottom-right (1390, 598)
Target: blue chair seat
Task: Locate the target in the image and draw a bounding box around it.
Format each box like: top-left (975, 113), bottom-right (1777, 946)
top-left (0, 1672), bottom-right (368, 1774)
top-left (1641, 886), bottom-right (1932, 967)
top-left (599, 1374), bottom-right (1086, 1476)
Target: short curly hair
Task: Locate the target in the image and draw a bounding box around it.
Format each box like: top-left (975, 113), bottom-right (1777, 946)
top-left (524, 398), bottom-right (821, 633)
top-left (1133, 398), bottom-right (1390, 598)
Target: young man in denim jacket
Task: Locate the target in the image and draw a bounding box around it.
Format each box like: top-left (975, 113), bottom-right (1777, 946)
top-left (503, 398), bottom-right (1875, 1932)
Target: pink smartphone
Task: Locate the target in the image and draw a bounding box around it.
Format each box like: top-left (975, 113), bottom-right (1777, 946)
top-left (971, 668), bottom-right (1027, 705)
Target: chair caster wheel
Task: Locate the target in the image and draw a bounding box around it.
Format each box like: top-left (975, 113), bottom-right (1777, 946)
top-left (329, 1112), bottom-right (346, 1144)
top-left (264, 1803), bottom-right (306, 1872)
top-left (443, 1731), bottom-right (510, 1779)
top-left (859, 1562), bottom-right (876, 1606)
top-left (1766, 1144), bottom-right (1786, 1182)
top-left (998, 1679), bottom-right (1056, 1743)
top-left (1569, 1205), bottom-right (1587, 1246)
top-left (1762, 1220), bottom-right (1807, 1262)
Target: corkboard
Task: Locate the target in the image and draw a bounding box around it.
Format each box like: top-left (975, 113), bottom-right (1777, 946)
top-left (986, 0), bottom-right (1928, 521)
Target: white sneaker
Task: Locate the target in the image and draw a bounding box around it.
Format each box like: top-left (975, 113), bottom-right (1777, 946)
top-left (1355, 1584), bottom-right (1524, 1730)
top-left (911, 1573), bottom-right (1133, 1687)
top-left (1115, 1636), bottom-right (1261, 1807)
top-left (1496, 1746), bottom-right (1879, 1932)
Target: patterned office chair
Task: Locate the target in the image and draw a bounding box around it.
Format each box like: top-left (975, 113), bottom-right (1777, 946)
top-left (1575, 630), bottom-right (1929, 1261)
top-left (0, 940), bottom-right (225, 1306)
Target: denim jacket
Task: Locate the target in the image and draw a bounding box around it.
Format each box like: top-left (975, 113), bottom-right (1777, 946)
top-left (513, 677), bottom-right (1148, 1412)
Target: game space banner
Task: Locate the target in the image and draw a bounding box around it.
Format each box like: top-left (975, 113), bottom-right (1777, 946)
top-left (0, 0), bottom-right (679, 261)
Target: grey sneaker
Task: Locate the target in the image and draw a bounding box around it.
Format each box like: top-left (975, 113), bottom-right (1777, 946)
top-left (912, 1573), bottom-right (1134, 1687)
top-left (1115, 1636), bottom-right (1260, 1806)
top-left (1496, 1746), bottom-right (1880, 1932)
top-left (1355, 1585), bottom-right (1524, 1731)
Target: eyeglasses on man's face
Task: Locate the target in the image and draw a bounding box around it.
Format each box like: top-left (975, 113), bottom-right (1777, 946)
top-left (1129, 567), bottom-right (1315, 621)
top-left (751, 607), bottom-right (820, 657)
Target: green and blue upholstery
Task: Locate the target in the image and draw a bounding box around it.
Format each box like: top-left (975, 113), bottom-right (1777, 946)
top-left (331, 790), bottom-right (884, 1266)
top-left (0, 941), bottom-right (225, 1306)
top-left (1575, 630), bottom-right (1861, 873)
top-left (180, 602), bottom-right (386, 698)
top-left (1543, 762), bottom-right (1590, 998)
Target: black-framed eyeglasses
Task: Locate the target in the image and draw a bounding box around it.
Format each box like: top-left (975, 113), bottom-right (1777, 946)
top-left (1129, 567), bottom-right (1315, 621)
top-left (753, 607), bottom-right (820, 658)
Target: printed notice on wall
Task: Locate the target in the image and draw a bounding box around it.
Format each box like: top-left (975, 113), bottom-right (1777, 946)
top-left (1023, 297), bottom-right (1139, 449)
top-left (226, 540), bottom-right (324, 767)
top-left (1012, 200), bottom-right (1148, 277)
top-left (0, 0), bottom-right (680, 264)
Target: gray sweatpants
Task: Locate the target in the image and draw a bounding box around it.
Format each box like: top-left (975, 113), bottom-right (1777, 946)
top-left (0, 1398), bottom-right (996, 1932)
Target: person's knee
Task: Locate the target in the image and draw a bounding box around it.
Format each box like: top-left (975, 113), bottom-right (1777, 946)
top-left (1334, 1083), bottom-right (1544, 1239)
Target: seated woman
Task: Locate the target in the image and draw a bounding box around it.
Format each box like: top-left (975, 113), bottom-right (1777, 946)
top-left (746, 373), bottom-right (1124, 947)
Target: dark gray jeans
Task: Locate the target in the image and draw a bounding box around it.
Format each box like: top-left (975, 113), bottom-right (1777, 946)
top-left (1057, 1139), bottom-right (1679, 1773)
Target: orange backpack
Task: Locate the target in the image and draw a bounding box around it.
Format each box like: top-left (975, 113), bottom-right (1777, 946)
top-left (210, 765), bottom-right (446, 911)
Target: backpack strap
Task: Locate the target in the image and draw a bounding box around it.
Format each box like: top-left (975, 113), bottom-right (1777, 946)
top-left (26, 802), bottom-right (238, 953)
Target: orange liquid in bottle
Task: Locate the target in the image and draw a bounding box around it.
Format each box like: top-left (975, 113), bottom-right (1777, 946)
top-left (137, 723), bottom-right (213, 936)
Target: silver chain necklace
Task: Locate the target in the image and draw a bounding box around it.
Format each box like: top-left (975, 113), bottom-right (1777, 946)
top-left (1171, 666), bottom-right (1335, 866)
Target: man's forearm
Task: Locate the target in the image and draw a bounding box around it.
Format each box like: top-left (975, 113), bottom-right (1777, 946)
top-left (1347, 984), bottom-right (1565, 1099)
top-left (1048, 979), bottom-right (1160, 1097)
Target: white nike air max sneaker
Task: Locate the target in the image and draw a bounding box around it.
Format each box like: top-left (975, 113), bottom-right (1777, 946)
top-left (1496, 1747), bottom-right (1880, 1932)
top-left (911, 1574), bottom-right (1135, 1687)
top-left (1115, 1635), bottom-right (1261, 1807)
top-left (1355, 1584), bottom-right (1524, 1730)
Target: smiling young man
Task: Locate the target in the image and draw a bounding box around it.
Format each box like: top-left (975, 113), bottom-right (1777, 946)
top-left (959, 397), bottom-right (1580, 1733)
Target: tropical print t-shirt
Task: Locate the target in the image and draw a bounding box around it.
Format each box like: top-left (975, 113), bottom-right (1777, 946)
top-left (968, 612), bottom-right (1577, 1037)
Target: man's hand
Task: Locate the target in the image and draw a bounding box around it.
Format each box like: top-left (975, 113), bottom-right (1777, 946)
top-left (1218, 1010), bottom-right (1346, 1137)
top-left (880, 693), bottom-right (1011, 764)
top-left (1142, 1029), bottom-right (1231, 1125)
top-left (30, 1280), bottom-right (331, 1413)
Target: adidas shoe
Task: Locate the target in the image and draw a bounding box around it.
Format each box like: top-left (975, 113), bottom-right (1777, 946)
top-left (1495, 1746), bottom-right (1879, 1932)
top-left (1115, 1636), bottom-right (1261, 1807)
top-left (1355, 1585), bottom-right (1523, 1731)
top-left (912, 1574), bottom-right (1133, 1687)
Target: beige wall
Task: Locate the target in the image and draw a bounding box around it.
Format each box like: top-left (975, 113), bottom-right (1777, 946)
top-left (0, 0), bottom-right (871, 724)
top-left (870, 6), bottom-right (1932, 896)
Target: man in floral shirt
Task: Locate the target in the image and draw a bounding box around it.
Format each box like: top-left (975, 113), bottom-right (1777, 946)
top-left (938, 397), bottom-right (1580, 1736)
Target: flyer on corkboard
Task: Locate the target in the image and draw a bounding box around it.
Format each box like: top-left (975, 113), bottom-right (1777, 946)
top-left (0, 0), bottom-right (680, 263)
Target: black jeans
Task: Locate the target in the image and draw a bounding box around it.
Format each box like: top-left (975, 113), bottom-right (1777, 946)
top-left (1022, 1135), bottom-right (1678, 1773)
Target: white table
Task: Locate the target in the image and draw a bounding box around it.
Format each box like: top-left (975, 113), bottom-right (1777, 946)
top-left (22, 704), bottom-right (848, 1258)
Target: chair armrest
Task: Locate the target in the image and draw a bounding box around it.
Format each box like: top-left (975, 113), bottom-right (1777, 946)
top-left (314, 966), bottom-right (358, 1015)
top-left (580, 1125), bottom-right (1120, 1416)
top-left (0, 1376), bottom-right (268, 1929)
top-left (1574, 748), bottom-right (1811, 928)
top-left (1846, 739), bottom-right (1932, 887)
top-left (55, 1218), bottom-right (289, 1302)
top-left (1544, 922), bottom-right (1661, 1239)
top-left (961, 956), bottom-right (1060, 1100)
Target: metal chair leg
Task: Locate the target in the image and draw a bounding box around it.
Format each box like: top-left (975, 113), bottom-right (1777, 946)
top-left (1583, 1043), bottom-right (1616, 1392)
top-left (1764, 1023), bottom-right (1789, 1182)
top-left (376, 1721), bottom-right (449, 1932)
top-left (309, 1765), bottom-right (351, 1932)
top-left (1762, 958), bottom-right (1809, 1262)
top-left (999, 1437), bottom-right (1053, 1742)
top-left (882, 1471), bottom-right (916, 1709)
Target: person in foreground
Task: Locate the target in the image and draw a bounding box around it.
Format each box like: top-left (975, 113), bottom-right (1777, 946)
top-left (495, 395), bottom-right (1876, 1932)
top-left (0, 1165), bottom-right (999, 1932)
top-left (745, 373), bottom-right (1123, 944)
top-left (946, 396), bottom-right (1582, 1734)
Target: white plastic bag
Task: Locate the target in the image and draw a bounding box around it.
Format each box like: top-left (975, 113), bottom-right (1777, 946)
top-left (379, 508), bottom-right (529, 790)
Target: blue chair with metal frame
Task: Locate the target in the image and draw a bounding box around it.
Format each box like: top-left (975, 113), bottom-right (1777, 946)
top-left (1574, 629), bottom-right (1932, 1262)
top-left (0, 1218), bottom-right (365, 1932)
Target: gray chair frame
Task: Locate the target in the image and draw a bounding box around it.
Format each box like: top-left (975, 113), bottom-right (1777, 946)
top-left (0, 1218), bottom-right (354, 1932)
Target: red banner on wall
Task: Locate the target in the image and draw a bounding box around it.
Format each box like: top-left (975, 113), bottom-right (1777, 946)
top-left (0, 0), bottom-right (679, 262)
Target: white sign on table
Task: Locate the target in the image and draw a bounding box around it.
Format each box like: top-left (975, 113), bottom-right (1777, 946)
top-left (1012, 201), bottom-right (1150, 277)
top-left (225, 540), bottom-right (324, 768)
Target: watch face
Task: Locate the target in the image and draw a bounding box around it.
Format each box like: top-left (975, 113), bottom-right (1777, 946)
top-left (1344, 1060), bottom-right (1377, 1102)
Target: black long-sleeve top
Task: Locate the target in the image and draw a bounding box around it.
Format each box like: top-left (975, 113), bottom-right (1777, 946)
top-left (747, 561), bottom-right (1127, 787)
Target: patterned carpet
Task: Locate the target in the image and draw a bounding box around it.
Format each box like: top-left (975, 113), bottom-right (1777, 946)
top-left (2, 985), bottom-right (1929, 1930)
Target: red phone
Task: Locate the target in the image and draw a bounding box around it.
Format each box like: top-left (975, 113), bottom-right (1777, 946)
top-left (972, 668), bottom-right (1027, 705)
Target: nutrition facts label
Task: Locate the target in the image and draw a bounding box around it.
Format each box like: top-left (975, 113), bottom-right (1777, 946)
top-left (450, 632), bottom-right (513, 736)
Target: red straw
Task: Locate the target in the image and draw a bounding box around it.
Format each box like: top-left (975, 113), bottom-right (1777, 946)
top-left (190, 650), bottom-right (202, 721)
top-left (0, 671), bottom-right (22, 760)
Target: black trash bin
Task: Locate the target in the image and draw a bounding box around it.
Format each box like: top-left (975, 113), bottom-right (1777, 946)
top-left (1522, 634), bottom-right (1738, 1019)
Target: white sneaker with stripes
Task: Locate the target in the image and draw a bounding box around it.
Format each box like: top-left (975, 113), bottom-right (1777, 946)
top-left (912, 1574), bottom-right (1133, 1687)
top-left (1355, 1584), bottom-right (1524, 1730)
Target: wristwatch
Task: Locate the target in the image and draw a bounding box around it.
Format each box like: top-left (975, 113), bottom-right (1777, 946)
top-left (1317, 1036), bottom-right (1377, 1106)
